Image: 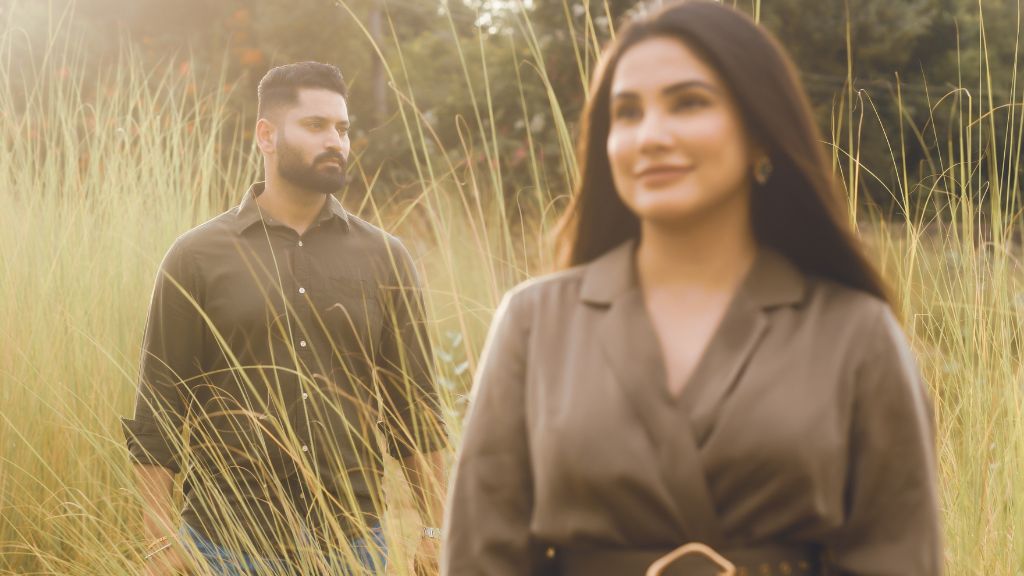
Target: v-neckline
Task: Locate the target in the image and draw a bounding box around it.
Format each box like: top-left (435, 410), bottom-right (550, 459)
top-left (640, 289), bottom-right (738, 404)
top-left (631, 249), bottom-right (759, 405)
top-left (586, 239), bottom-right (805, 446)
top-left (592, 242), bottom-right (805, 545)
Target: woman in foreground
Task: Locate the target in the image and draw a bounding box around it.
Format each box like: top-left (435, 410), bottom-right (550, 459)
top-left (443, 2), bottom-right (941, 574)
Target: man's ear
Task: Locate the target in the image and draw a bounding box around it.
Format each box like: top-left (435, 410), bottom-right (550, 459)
top-left (255, 117), bottom-right (277, 155)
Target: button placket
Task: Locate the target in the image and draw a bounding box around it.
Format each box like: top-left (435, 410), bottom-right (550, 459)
top-left (286, 236), bottom-right (316, 467)
top-left (292, 234), bottom-right (315, 357)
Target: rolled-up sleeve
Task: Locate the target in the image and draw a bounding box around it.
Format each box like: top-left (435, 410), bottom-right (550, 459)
top-left (827, 305), bottom-right (942, 574)
top-left (443, 288), bottom-right (533, 576)
top-left (376, 238), bottom-right (444, 459)
top-left (121, 240), bottom-right (203, 474)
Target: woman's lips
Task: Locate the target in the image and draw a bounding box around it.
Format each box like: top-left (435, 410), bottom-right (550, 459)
top-left (636, 166), bottom-right (693, 186)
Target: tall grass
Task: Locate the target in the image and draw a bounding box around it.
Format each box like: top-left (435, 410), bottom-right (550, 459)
top-left (0, 0), bottom-right (1021, 574)
top-left (0, 8), bottom-right (256, 572)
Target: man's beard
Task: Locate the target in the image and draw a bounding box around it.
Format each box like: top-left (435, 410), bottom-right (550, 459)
top-left (277, 135), bottom-right (347, 194)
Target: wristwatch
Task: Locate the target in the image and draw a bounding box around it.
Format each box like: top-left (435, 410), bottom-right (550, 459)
top-left (422, 526), bottom-right (442, 540)
top-left (143, 536), bottom-right (173, 560)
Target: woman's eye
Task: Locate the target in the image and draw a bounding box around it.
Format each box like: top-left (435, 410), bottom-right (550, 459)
top-left (612, 106), bottom-right (641, 121)
top-left (675, 97), bottom-right (708, 111)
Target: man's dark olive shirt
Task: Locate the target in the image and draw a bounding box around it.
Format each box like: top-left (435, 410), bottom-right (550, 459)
top-left (122, 182), bottom-right (442, 553)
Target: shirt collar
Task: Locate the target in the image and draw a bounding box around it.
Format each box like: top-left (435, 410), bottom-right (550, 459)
top-left (232, 181), bottom-right (350, 235)
top-left (579, 238), bottom-right (806, 309)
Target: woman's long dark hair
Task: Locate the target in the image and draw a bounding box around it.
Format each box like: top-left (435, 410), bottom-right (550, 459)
top-left (555, 0), bottom-right (891, 304)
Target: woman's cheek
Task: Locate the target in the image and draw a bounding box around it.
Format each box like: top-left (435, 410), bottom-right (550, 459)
top-left (607, 132), bottom-right (635, 197)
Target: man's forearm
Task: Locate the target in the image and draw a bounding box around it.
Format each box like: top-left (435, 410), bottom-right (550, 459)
top-left (400, 450), bottom-right (447, 527)
top-left (133, 463), bottom-right (178, 542)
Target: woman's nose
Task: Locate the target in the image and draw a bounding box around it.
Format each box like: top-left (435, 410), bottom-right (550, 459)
top-left (636, 111), bottom-right (674, 153)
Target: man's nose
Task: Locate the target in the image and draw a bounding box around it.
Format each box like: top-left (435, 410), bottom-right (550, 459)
top-left (324, 130), bottom-right (346, 152)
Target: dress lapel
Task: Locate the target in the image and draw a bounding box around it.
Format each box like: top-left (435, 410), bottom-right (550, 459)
top-left (584, 241), bottom-right (723, 545)
top-left (678, 289), bottom-right (769, 448)
top-left (581, 241), bottom-right (807, 546)
top-left (680, 249), bottom-right (807, 447)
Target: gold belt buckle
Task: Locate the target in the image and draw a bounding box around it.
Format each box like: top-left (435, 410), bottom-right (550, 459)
top-left (646, 542), bottom-right (737, 576)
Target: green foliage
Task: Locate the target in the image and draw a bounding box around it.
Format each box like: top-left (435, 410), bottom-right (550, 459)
top-left (12, 0), bottom-right (1020, 212)
top-left (763, 0), bottom-right (941, 78)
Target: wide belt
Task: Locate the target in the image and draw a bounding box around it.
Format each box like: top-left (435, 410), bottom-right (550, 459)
top-left (538, 542), bottom-right (822, 576)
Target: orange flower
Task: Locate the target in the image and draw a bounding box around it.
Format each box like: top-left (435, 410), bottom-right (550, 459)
top-left (239, 48), bottom-right (264, 66)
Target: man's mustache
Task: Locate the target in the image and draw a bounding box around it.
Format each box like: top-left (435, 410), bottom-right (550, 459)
top-left (314, 153), bottom-right (347, 168)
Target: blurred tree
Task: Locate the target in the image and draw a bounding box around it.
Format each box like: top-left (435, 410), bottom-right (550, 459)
top-left (758, 0), bottom-right (1024, 211)
top-left (18, 0), bottom-right (1017, 212)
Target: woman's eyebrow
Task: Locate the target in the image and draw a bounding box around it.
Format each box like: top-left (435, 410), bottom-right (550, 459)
top-left (661, 80), bottom-right (719, 96)
top-left (612, 79), bottom-right (719, 101)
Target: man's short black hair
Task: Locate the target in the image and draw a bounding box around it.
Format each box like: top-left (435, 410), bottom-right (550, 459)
top-left (257, 61), bottom-right (348, 119)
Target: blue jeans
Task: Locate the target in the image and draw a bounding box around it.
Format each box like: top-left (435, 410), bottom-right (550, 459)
top-left (181, 524), bottom-right (387, 576)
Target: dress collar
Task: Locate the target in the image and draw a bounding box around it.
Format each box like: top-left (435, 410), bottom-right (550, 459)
top-left (579, 238), bottom-right (807, 309)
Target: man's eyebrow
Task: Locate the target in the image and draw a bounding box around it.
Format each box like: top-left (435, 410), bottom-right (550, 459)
top-left (611, 80), bottom-right (720, 100)
top-left (299, 115), bottom-right (350, 126)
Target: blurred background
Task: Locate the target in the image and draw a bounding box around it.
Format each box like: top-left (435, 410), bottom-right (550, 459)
top-left (2, 0), bottom-right (1023, 574)
top-left (6, 0), bottom-right (1021, 209)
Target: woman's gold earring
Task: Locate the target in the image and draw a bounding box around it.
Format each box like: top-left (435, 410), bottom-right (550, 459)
top-left (754, 156), bottom-right (774, 186)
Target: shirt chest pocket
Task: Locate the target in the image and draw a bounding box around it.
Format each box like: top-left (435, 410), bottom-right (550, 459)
top-left (309, 275), bottom-right (383, 362)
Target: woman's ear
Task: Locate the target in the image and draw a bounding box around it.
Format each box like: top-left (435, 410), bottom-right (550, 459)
top-left (748, 136), bottom-right (769, 161)
top-left (750, 139), bottom-right (775, 186)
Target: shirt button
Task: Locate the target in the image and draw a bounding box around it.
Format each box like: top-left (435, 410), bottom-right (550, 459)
top-left (298, 287), bottom-right (306, 294)
top-left (298, 240), bottom-right (304, 247)
top-left (299, 340), bottom-right (307, 348)
top-left (301, 445), bottom-right (309, 452)
top-left (302, 392), bottom-right (309, 400)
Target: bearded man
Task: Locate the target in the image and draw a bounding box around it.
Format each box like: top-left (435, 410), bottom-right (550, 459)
top-left (123, 61), bottom-right (445, 576)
